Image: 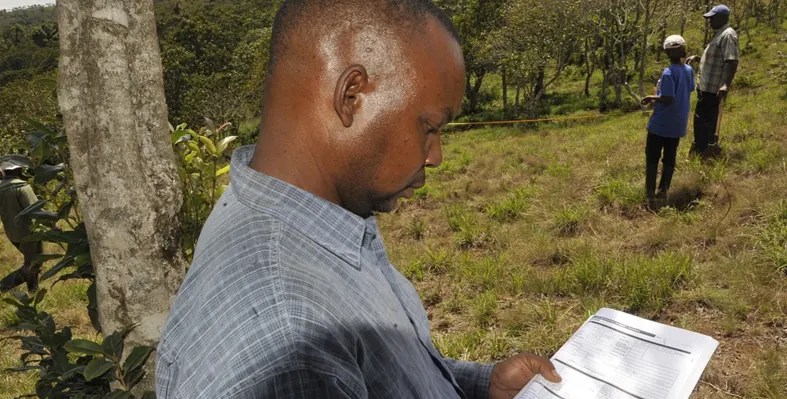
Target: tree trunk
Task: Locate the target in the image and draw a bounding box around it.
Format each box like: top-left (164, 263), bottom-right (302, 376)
top-left (639, 0), bottom-right (653, 100)
top-left (57, 0), bottom-right (187, 393)
top-left (533, 67), bottom-right (545, 98)
top-left (600, 70), bottom-right (610, 112)
top-left (584, 38), bottom-right (595, 97)
top-left (468, 71), bottom-right (485, 112)
top-left (502, 67), bottom-right (508, 117)
top-left (656, 21), bottom-right (666, 62)
top-left (515, 85), bottom-right (520, 111)
top-left (680, 15), bottom-right (686, 36)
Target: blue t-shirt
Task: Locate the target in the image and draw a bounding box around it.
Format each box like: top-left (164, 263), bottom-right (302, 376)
top-left (647, 63), bottom-right (695, 138)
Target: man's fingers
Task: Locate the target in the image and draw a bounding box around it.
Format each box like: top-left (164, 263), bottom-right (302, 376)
top-left (526, 354), bottom-right (562, 383)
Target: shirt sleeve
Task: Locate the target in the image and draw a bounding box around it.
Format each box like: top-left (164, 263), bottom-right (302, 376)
top-left (659, 69), bottom-right (676, 98)
top-left (721, 30), bottom-right (740, 61)
top-left (443, 358), bottom-right (495, 399)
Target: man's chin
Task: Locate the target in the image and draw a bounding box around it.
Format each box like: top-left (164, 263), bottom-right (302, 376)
top-left (372, 197), bottom-right (401, 214)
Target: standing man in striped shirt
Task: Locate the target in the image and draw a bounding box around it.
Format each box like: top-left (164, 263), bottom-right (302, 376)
top-left (156, 1), bottom-right (561, 398)
top-left (686, 4), bottom-right (739, 158)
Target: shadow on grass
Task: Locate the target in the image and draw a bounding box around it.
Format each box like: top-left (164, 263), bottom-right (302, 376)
top-left (666, 184), bottom-right (705, 211)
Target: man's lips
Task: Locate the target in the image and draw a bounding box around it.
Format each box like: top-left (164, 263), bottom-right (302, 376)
top-left (399, 178), bottom-right (426, 200)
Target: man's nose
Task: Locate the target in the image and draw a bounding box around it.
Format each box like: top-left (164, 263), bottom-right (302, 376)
top-left (424, 134), bottom-right (442, 168)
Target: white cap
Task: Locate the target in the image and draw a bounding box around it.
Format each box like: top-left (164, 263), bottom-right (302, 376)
top-left (663, 35), bottom-right (686, 49)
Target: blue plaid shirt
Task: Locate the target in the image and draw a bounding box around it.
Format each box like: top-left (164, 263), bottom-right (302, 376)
top-left (156, 145), bottom-right (493, 398)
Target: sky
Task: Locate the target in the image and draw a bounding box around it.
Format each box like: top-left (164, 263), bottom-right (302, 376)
top-left (0, 0), bottom-right (54, 11)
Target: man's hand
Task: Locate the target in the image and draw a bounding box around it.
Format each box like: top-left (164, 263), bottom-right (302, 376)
top-left (685, 55), bottom-right (700, 65)
top-left (489, 353), bottom-right (562, 399)
top-left (641, 96), bottom-right (657, 106)
top-left (717, 84), bottom-right (729, 99)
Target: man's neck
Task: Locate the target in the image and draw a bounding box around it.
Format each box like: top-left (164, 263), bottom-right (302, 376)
top-left (249, 130), bottom-right (341, 207)
top-left (716, 23), bottom-right (730, 32)
top-left (670, 58), bottom-right (683, 65)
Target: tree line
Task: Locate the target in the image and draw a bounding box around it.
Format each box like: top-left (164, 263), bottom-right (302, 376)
top-left (1, 0), bottom-right (785, 154)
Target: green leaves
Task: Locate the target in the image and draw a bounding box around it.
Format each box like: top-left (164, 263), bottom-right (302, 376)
top-left (102, 332), bottom-right (124, 360)
top-left (64, 339), bottom-right (105, 356)
top-left (106, 391), bottom-right (133, 399)
top-left (123, 346), bottom-right (153, 374)
top-left (0, 154), bottom-right (34, 169)
top-left (172, 122), bottom-right (234, 261)
top-left (83, 357), bottom-right (114, 381)
top-left (198, 135), bottom-right (217, 155)
top-left (32, 78), bottom-right (57, 89)
top-left (34, 163), bottom-right (65, 184)
top-left (15, 199), bottom-right (47, 222)
top-left (216, 136), bottom-right (237, 154)
top-left (170, 128), bottom-right (193, 144)
top-left (215, 165), bottom-right (230, 177)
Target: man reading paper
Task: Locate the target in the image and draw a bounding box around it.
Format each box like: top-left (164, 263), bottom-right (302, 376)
top-left (155, 1), bottom-right (561, 398)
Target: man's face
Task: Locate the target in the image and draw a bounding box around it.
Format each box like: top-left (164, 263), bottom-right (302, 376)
top-left (336, 18), bottom-right (466, 216)
top-left (708, 14), bottom-right (728, 30)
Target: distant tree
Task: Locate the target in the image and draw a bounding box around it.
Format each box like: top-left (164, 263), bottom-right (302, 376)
top-left (436, 0), bottom-right (507, 113)
top-left (497, 0), bottom-right (588, 117)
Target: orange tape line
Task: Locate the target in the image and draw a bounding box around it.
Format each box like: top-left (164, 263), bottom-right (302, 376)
top-left (446, 114), bottom-right (607, 126)
top-left (446, 111), bottom-right (651, 126)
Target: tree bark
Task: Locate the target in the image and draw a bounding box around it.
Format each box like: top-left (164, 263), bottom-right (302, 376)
top-left (515, 85), bottom-right (520, 111)
top-left (468, 71), bottom-right (485, 113)
top-left (638, 0), bottom-right (653, 101)
top-left (533, 67), bottom-right (545, 98)
top-left (502, 66), bottom-right (508, 117)
top-left (57, 0), bottom-right (187, 393)
top-left (584, 37), bottom-right (595, 97)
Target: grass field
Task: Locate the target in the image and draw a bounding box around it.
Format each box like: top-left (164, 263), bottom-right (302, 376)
top-left (2, 24), bottom-right (787, 399)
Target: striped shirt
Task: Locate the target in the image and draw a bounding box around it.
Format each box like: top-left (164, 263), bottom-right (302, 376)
top-left (698, 24), bottom-right (739, 93)
top-left (156, 145), bottom-right (493, 398)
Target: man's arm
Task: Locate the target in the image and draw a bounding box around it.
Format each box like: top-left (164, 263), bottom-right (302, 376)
top-left (443, 358), bottom-right (495, 399)
top-left (718, 60), bottom-right (739, 97)
top-left (718, 30), bottom-right (740, 97)
top-left (641, 95), bottom-right (675, 105)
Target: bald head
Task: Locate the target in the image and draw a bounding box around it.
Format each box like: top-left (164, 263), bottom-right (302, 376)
top-left (251, 0), bottom-right (465, 217)
top-left (269, 0), bottom-right (459, 73)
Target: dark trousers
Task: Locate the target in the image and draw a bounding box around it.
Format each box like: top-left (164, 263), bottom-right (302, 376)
top-left (0, 240), bottom-right (43, 292)
top-left (646, 133), bottom-right (680, 197)
top-left (692, 90), bottom-right (720, 154)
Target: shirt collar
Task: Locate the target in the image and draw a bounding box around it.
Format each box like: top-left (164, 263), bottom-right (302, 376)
top-left (716, 23), bottom-right (731, 33)
top-left (229, 145), bottom-right (368, 268)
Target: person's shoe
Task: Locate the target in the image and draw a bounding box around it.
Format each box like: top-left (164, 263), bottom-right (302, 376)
top-left (656, 190), bottom-right (669, 207)
top-left (647, 194), bottom-right (658, 210)
top-left (701, 143), bottom-right (722, 160)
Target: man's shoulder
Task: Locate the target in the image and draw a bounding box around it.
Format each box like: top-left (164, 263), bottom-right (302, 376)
top-left (722, 26), bottom-right (738, 39)
top-left (680, 64), bottom-right (694, 78)
top-left (662, 66), bottom-right (674, 76)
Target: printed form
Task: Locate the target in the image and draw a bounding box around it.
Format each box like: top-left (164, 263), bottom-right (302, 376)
top-left (516, 308), bottom-right (718, 399)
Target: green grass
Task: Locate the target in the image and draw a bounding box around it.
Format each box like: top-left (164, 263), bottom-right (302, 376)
top-left (380, 24), bottom-right (787, 398)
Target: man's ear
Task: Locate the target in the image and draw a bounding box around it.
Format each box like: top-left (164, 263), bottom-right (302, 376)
top-left (334, 65), bottom-right (368, 128)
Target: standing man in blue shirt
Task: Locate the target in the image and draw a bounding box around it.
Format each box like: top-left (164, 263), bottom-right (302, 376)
top-left (156, 1), bottom-right (561, 398)
top-left (641, 35), bottom-right (695, 207)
